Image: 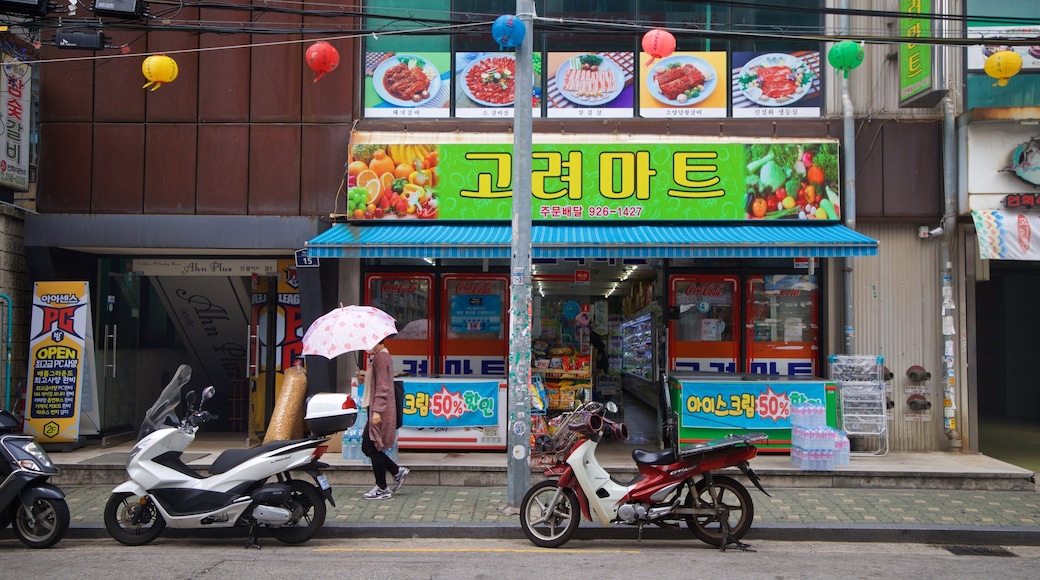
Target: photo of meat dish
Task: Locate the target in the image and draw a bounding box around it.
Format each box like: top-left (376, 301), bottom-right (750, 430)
top-left (645, 55), bottom-right (717, 106)
top-left (736, 53), bottom-right (814, 107)
top-left (382, 61), bottom-right (432, 102)
top-left (654, 64), bottom-right (705, 101)
top-left (372, 55), bottom-right (440, 107)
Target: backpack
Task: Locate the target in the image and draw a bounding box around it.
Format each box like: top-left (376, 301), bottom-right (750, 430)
top-left (393, 379), bottom-right (405, 428)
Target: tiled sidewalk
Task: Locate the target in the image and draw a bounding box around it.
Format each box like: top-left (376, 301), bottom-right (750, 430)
top-left (61, 484), bottom-right (1040, 528)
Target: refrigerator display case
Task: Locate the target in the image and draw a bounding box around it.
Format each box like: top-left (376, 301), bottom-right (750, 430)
top-left (621, 312), bottom-right (656, 382)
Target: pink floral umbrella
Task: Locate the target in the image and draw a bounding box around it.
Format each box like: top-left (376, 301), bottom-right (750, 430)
top-left (301, 305), bottom-right (398, 359)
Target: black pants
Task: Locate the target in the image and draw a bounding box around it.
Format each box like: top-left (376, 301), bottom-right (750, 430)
top-left (361, 423), bottom-right (400, 490)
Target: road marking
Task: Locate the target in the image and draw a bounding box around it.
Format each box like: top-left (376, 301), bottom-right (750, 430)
top-left (314, 547), bottom-right (642, 554)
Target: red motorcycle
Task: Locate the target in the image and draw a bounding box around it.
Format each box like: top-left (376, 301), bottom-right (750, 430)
top-left (520, 400), bottom-right (768, 549)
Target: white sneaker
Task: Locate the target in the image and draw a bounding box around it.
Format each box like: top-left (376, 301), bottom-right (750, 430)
top-left (363, 486), bottom-right (391, 500)
top-left (391, 467), bottom-right (410, 492)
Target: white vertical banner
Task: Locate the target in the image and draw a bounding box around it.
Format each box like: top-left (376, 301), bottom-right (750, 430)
top-left (0, 56), bottom-right (30, 191)
top-left (972, 209), bottom-right (1040, 260)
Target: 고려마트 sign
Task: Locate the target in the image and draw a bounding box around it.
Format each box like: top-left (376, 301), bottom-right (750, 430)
top-left (345, 138), bottom-right (842, 222)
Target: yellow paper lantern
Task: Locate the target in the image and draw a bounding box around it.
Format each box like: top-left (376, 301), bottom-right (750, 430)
top-left (984, 50), bottom-right (1022, 87)
top-left (142, 55), bottom-right (178, 91)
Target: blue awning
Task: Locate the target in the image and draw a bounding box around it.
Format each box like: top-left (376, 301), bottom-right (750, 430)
top-left (306, 223), bottom-right (878, 259)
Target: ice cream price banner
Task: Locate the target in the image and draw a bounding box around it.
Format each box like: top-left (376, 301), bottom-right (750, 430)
top-left (677, 379), bottom-right (828, 431)
top-left (25, 281), bottom-right (100, 442)
top-left (401, 379), bottom-right (500, 427)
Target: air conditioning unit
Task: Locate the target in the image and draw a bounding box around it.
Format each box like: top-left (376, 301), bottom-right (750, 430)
top-left (0, 0), bottom-right (47, 17)
top-left (91, 0), bottom-right (144, 18)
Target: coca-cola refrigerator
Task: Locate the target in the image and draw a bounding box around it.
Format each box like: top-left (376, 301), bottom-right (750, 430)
top-left (668, 275), bottom-right (740, 374)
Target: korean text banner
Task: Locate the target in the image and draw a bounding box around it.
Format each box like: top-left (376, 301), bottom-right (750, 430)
top-left (677, 379), bottom-right (829, 431)
top-left (401, 379), bottom-right (499, 428)
top-left (26, 281), bottom-right (98, 442)
top-left (345, 140), bottom-right (841, 222)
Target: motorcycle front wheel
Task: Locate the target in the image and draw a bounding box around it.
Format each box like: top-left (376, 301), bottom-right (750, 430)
top-left (519, 479), bottom-right (580, 548)
top-left (10, 496), bottom-right (70, 549)
top-left (104, 492), bottom-right (167, 546)
top-left (268, 479), bottom-right (327, 545)
top-left (683, 475), bottom-right (754, 546)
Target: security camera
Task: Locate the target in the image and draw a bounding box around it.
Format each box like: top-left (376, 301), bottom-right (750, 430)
top-left (918, 226), bottom-right (943, 238)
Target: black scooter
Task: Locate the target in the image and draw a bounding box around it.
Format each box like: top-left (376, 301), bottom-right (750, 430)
top-left (0, 409), bottom-right (69, 548)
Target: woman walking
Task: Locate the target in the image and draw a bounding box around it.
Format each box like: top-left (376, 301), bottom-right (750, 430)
top-left (361, 337), bottom-right (409, 500)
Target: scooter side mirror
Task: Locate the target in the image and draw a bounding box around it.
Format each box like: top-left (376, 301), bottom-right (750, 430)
top-left (184, 390), bottom-right (197, 410)
top-left (201, 386), bottom-right (215, 402)
top-left (606, 401), bottom-right (618, 414)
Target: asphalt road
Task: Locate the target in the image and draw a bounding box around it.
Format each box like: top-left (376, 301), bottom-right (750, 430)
top-left (2, 537), bottom-right (1039, 580)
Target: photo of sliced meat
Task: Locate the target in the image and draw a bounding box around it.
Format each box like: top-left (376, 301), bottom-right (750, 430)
top-left (655, 64), bottom-right (706, 100)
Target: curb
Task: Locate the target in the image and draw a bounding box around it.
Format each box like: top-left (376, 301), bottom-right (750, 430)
top-left (7, 522), bottom-right (1040, 546)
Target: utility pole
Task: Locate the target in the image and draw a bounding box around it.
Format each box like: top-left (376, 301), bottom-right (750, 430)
top-left (506, 0), bottom-right (534, 507)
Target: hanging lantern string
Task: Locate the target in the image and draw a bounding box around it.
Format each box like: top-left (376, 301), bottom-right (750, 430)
top-left (12, 13), bottom-right (1040, 67)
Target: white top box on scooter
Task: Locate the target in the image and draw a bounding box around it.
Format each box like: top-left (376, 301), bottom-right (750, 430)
top-left (305, 393), bottom-right (358, 436)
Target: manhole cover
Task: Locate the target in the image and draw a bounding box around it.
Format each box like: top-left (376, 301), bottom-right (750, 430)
top-left (943, 545), bottom-right (1017, 557)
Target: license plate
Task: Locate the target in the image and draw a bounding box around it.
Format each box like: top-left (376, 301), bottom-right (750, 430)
top-left (317, 473), bottom-right (330, 490)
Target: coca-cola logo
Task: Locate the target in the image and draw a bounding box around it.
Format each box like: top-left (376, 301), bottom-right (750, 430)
top-left (1018, 214), bottom-right (1031, 253)
top-left (382, 281), bottom-right (419, 295)
top-left (455, 281), bottom-right (494, 295)
top-left (684, 283), bottom-right (725, 297)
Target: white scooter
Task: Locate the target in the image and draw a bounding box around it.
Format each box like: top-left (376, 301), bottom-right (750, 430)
top-left (104, 364), bottom-right (356, 549)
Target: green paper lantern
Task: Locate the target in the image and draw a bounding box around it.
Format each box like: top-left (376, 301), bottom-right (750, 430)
top-left (827, 41), bottom-right (864, 79)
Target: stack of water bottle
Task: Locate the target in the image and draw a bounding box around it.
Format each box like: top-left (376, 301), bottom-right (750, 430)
top-left (789, 403), bottom-right (850, 471)
top-left (341, 404), bottom-right (397, 465)
top-left (342, 406), bottom-right (369, 464)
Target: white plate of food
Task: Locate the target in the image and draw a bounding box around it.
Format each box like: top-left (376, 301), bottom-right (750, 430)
top-left (555, 54), bottom-right (624, 105)
top-left (373, 55), bottom-right (441, 107)
top-left (460, 54), bottom-right (519, 107)
top-left (646, 55), bottom-right (717, 106)
top-left (736, 53), bottom-right (814, 107)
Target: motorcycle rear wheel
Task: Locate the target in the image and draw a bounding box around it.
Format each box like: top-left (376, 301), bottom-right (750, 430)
top-left (104, 492), bottom-right (167, 546)
top-left (268, 480), bottom-right (327, 545)
top-left (10, 496), bottom-right (70, 549)
top-left (520, 479), bottom-right (580, 548)
top-left (683, 475), bottom-right (754, 546)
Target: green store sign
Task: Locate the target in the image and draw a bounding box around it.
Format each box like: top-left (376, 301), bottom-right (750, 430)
top-left (347, 140), bottom-right (842, 223)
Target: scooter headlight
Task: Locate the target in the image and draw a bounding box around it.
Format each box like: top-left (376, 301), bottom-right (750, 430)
top-left (10, 439), bottom-right (54, 471)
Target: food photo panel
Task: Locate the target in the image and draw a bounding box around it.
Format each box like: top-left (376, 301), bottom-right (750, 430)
top-left (731, 51), bottom-right (821, 118)
top-left (364, 52), bottom-right (451, 118)
top-left (454, 52), bottom-right (542, 119)
top-left (546, 52), bottom-right (634, 118)
top-left (966, 26), bottom-right (1040, 71)
top-left (638, 51), bottom-right (727, 119)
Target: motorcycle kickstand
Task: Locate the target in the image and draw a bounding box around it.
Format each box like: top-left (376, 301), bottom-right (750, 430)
top-left (245, 523), bottom-right (262, 550)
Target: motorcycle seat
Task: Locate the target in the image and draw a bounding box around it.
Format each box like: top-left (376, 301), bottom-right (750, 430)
top-left (631, 447), bottom-right (677, 465)
top-left (209, 439), bottom-right (304, 475)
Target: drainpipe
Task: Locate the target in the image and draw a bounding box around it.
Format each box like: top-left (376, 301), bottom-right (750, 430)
top-left (839, 3), bottom-right (856, 354)
top-left (0, 293), bottom-right (11, 410)
top-left (940, 94), bottom-right (962, 450)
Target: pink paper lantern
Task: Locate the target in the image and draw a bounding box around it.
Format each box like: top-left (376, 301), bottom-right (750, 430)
top-left (642, 28), bottom-right (676, 66)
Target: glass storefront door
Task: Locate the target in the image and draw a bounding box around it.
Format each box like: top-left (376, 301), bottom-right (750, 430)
top-left (95, 258), bottom-right (141, 437)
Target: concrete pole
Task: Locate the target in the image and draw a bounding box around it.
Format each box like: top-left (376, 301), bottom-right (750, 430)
top-left (506, 0), bottom-right (534, 507)
top-left (839, 1), bottom-right (856, 355)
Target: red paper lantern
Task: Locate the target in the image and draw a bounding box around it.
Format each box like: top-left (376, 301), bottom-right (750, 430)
top-left (305, 41), bottom-right (340, 83)
top-left (641, 28), bottom-right (676, 66)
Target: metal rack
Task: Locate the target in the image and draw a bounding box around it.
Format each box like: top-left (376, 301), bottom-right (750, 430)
top-left (829, 354), bottom-right (888, 456)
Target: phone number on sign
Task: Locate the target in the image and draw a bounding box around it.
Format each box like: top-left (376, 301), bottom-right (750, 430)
top-left (587, 206), bottom-right (644, 218)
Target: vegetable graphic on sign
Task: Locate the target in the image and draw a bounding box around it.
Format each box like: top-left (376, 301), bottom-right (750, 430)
top-left (744, 143), bottom-right (840, 221)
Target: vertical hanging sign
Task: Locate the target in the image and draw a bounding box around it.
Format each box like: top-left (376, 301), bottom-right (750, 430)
top-left (25, 282), bottom-right (99, 443)
top-left (898, 0), bottom-right (947, 108)
top-left (0, 56), bottom-right (31, 191)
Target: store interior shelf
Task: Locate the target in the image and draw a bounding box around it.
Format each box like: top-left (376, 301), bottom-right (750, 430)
top-left (531, 368), bottom-right (591, 380)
